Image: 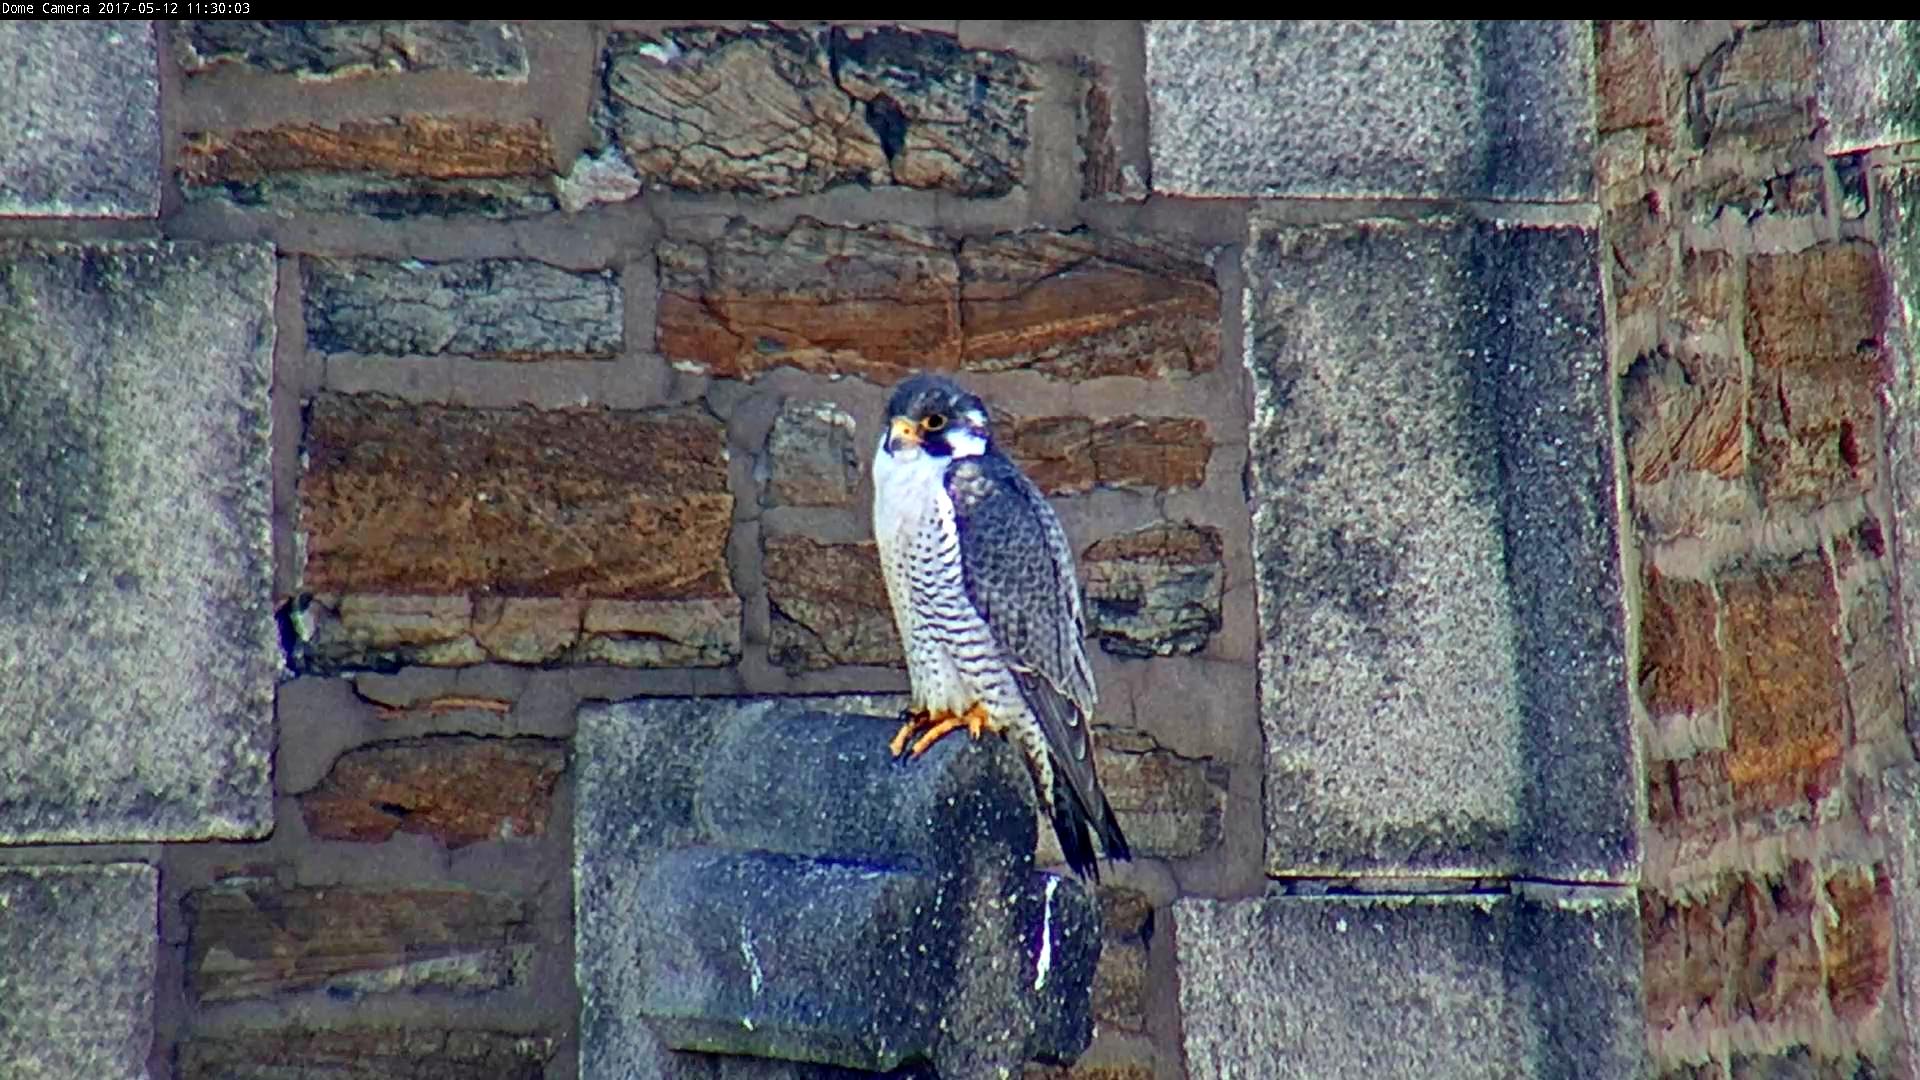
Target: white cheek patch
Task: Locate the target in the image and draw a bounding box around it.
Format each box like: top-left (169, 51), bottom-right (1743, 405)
top-left (945, 428), bottom-right (987, 459)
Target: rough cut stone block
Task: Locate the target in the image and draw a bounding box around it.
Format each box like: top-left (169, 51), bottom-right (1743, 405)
top-left (1081, 522), bottom-right (1224, 657)
top-left (1689, 23), bottom-right (1818, 151)
top-left (1146, 21), bottom-right (1594, 201)
top-left (658, 220), bottom-right (1217, 383)
top-left (186, 883), bottom-right (532, 1003)
top-left (298, 736), bottom-right (567, 847)
top-left (0, 865), bottom-right (157, 1080)
top-left (176, 20), bottom-right (529, 81)
top-left (179, 1028), bottom-right (558, 1080)
top-left (180, 116), bottom-right (558, 218)
top-left (293, 394), bottom-right (738, 671)
top-left (0, 22), bottom-right (160, 217)
top-left (1819, 21), bottom-right (1920, 154)
top-left (604, 26), bottom-right (1031, 197)
top-left (1000, 416), bottom-right (1212, 496)
top-left (0, 241), bottom-right (276, 842)
top-left (763, 537), bottom-right (902, 672)
top-left (764, 399), bottom-right (862, 508)
top-left (305, 257), bottom-right (621, 359)
top-left (1245, 215), bottom-right (1633, 880)
top-left (1881, 167), bottom-right (1920, 730)
top-left (575, 696), bottom-right (1100, 1077)
top-left (1174, 889), bottom-right (1644, 1079)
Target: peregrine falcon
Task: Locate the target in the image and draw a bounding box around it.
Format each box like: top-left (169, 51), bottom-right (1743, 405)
top-left (871, 373), bottom-right (1131, 880)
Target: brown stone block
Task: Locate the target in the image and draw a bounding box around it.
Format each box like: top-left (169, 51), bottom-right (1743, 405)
top-left (1621, 348), bottom-right (1746, 484)
top-left (1751, 359), bottom-right (1882, 507)
top-left (1605, 192), bottom-right (1671, 324)
top-left (1720, 560), bottom-right (1845, 817)
top-left (1002, 416), bottom-right (1211, 496)
top-left (186, 883), bottom-right (532, 1002)
top-left (298, 736), bottom-right (566, 848)
top-left (180, 116), bottom-right (552, 184)
top-left (1824, 866), bottom-right (1893, 1024)
top-left (181, 1027), bottom-right (557, 1080)
top-left (1082, 521), bottom-right (1224, 657)
top-left (1643, 881), bottom-right (1733, 1036)
top-left (1596, 21), bottom-right (1664, 133)
top-left (1092, 886), bottom-right (1153, 1032)
top-left (1639, 568), bottom-right (1722, 720)
top-left (763, 536), bottom-right (902, 672)
top-left (1689, 23), bottom-right (1817, 150)
top-left (658, 220), bottom-right (1217, 383)
top-left (1096, 736), bottom-right (1228, 859)
top-left (300, 394), bottom-right (732, 600)
top-left (1678, 250), bottom-right (1737, 335)
top-left (763, 399), bottom-right (861, 508)
top-left (1728, 862), bottom-right (1822, 1027)
top-left (1747, 244), bottom-right (1887, 371)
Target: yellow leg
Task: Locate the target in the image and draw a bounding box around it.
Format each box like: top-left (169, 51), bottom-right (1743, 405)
top-left (909, 701), bottom-right (1002, 758)
top-left (889, 706), bottom-right (936, 758)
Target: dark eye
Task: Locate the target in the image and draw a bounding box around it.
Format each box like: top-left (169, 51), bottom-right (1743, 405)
top-left (921, 413), bottom-right (948, 432)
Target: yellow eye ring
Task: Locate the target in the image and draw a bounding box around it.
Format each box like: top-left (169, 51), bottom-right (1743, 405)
top-left (921, 413), bottom-right (948, 432)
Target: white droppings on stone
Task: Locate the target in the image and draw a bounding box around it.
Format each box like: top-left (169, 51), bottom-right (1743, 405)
top-left (1034, 875), bottom-right (1058, 991)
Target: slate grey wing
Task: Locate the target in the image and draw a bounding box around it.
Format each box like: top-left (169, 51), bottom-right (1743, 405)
top-left (945, 451), bottom-right (1130, 878)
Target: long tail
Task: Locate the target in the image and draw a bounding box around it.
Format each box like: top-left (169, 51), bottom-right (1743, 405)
top-left (1050, 769), bottom-right (1131, 882)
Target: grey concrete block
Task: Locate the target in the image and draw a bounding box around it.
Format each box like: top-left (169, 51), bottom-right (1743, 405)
top-left (0, 241), bottom-right (277, 842)
top-left (0, 22), bottom-right (160, 217)
top-left (1173, 888), bottom-right (1645, 1080)
top-left (1879, 167), bottom-right (1920, 733)
top-left (575, 695), bottom-right (1098, 1078)
top-left (1818, 21), bottom-right (1920, 154)
top-left (1245, 215), bottom-right (1634, 881)
top-left (303, 257), bottom-right (622, 359)
top-left (1146, 21), bottom-right (1594, 201)
top-left (0, 864), bottom-right (159, 1080)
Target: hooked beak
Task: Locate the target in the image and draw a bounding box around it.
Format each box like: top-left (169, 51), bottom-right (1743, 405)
top-left (885, 416), bottom-right (921, 453)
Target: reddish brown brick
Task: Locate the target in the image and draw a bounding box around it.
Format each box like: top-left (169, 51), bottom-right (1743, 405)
top-left (1751, 361), bottom-right (1882, 507)
top-left (186, 884), bottom-right (531, 1002)
top-left (1002, 415), bottom-right (1211, 495)
top-left (1823, 867), bottom-right (1893, 1024)
top-left (1622, 348), bottom-right (1745, 484)
top-left (1649, 752), bottom-right (1733, 865)
top-left (1720, 561), bottom-right (1845, 817)
top-left (1638, 569), bottom-right (1722, 720)
top-left (298, 736), bottom-right (566, 848)
top-left (658, 221), bottom-right (1217, 383)
top-left (1746, 244), bottom-right (1886, 371)
top-left (180, 116), bottom-right (553, 184)
top-left (763, 536), bottom-right (901, 672)
top-left (1642, 881), bottom-right (1732, 1037)
top-left (1728, 863), bottom-right (1822, 1027)
top-left (1597, 21), bottom-right (1664, 132)
top-left (301, 395), bottom-right (732, 600)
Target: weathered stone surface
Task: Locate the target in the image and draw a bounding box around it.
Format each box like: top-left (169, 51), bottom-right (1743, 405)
top-left (179, 1028), bottom-right (558, 1080)
top-left (176, 20), bottom-right (529, 80)
top-left (186, 883), bottom-right (532, 1003)
top-left (1748, 243), bottom-right (1887, 371)
top-left (1001, 416), bottom-right (1211, 496)
top-left (0, 241), bottom-right (275, 842)
top-left (1621, 348), bottom-right (1746, 487)
top-left (1175, 889), bottom-right (1645, 1079)
top-left (1596, 21), bottom-right (1664, 132)
top-left (1082, 522), bottom-right (1223, 657)
top-left (304, 257), bottom-right (621, 359)
top-left (658, 221), bottom-right (1217, 383)
top-left (1094, 738), bottom-right (1228, 859)
top-left (1246, 215), bottom-right (1633, 880)
top-left (1720, 559), bottom-right (1846, 819)
top-left (603, 26), bottom-right (1030, 197)
top-left (1819, 21), bottom-right (1920, 154)
top-left (764, 399), bottom-right (861, 508)
top-left (1146, 21), bottom-right (1594, 200)
top-left (1824, 865), bottom-right (1895, 1024)
top-left (0, 22), bottom-right (160, 217)
top-left (763, 537), bottom-right (902, 672)
top-left (294, 394), bottom-right (738, 671)
top-left (298, 736), bottom-right (567, 847)
top-left (0, 865), bottom-right (157, 1080)
top-left (1092, 887), bottom-right (1153, 1033)
top-left (1638, 568), bottom-right (1722, 733)
top-left (575, 696), bottom-right (1101, 1077)
top-left (180, 117), bottom-right (557, 218)
top-left (1689, 23), bottom-right (1818, 150)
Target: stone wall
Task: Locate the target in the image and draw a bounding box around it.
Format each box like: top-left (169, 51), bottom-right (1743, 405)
top-left (1, 19), bottom-right (1916, 1080)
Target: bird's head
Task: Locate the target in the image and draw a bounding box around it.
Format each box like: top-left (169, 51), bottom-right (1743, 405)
top-left (880, 374), bottom-right (992, 462)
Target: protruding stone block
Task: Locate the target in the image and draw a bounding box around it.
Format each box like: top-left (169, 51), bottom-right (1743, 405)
top-left (0, 864), bottom-right (158, 1080)
top-left (1245, 215), bottom-right (1633, 881)
top-left (0, 240), bottom-right (276, 842)
top-left (0, 22), bottom-right (160, 217)
top-left (575, 695), bottom-right (1101, 1077)
top-left (1146, 21), bottom-right (1594, 201)
top-left (1174, 888), bottom-right (1644, 1079)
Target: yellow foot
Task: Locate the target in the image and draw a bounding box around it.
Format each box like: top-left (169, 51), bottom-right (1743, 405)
top-left (889, 706), bottom-right (936, 758)
top-left (909, 701), bottom-right (1002, 759)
